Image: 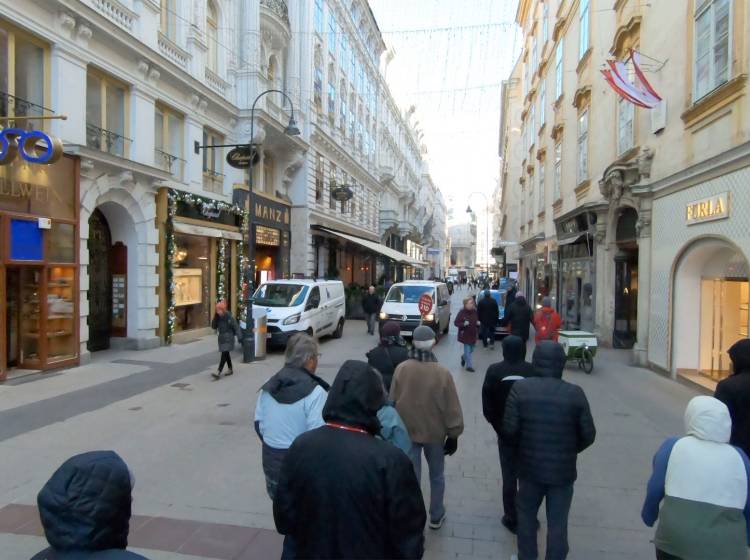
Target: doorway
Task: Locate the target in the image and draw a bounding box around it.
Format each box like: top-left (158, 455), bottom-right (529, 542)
top-left (87, 209), bottom-right (112, 351)
top-left (5, 267), bottom-right (43, 369)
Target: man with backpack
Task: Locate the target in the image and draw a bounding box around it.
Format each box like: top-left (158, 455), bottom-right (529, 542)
top-left (533, 296), bottom-right (562, 344)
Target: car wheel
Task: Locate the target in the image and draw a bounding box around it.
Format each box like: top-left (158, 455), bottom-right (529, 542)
top-left (332, 319), bottom-right (344, 339)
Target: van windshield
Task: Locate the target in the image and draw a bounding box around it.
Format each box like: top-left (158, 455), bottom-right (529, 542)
top-left (254, 284), bottom-right (309, 307)
top-left (385, 285), bottom-right (435, 304)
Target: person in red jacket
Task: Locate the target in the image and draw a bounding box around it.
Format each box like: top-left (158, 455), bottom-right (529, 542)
top-left (533, 297), bottom-right (562, 344)
top-left (455, 297), bottom-right (479, 372)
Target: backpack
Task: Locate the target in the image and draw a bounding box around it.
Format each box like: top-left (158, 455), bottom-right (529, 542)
top-left (537, 311), bottom-right (555, 340)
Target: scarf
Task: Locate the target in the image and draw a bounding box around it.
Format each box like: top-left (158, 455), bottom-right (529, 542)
top-left (408, 347), bottom-right (438, 363)
top-left (381, 335), bottom-right (407, 347)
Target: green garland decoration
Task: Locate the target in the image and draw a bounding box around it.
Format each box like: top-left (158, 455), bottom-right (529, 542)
top-left (217, 239), bottom-right (227, 302)
top-left (237, 210), bottom-right (247, 323)
top-left (165, 191), bottom-right (177, 343)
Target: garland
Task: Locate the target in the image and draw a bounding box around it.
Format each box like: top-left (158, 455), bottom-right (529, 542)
top-left (237, 210), bottom-right (248, 324)
top-left (165, 191), bottom-right (177, 343)
top-left (217, 239), bottom-right (227, 302)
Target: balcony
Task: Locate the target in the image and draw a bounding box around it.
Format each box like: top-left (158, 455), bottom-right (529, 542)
top-left (202, 170), bottom-right (225, 194)
top-left (158, 32), bottom-right (190, 70)
top-left (85, 0), bottom-right (135, 33)
top-left (260, 0), bottom-right (290, 27)
top-left (155, 149), bottom-right (185, 180)
top-left (0, 91), bottom-right (50, 132)
top-left (204, 68), bottom-right (230, 97)
top-left (86, 123), bottom-right (131, 157)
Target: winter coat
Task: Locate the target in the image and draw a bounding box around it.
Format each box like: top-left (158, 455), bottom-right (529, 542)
top-left (274, 360), bottom-right (426, 559)
top-left (477, 296), bottom-right (500, 329)
top-left (642, 396), bottom-right (750, 560)
top-left (715, 338), bottom-right (750, 457)
top-left (390, 356), bottom-right (464, 444)
top-left (502, 341), bottom-right (596, 486)
top-left (33, 451), bottom-right (147, 560)
top-left (505, 298), bottom-right (534, 342)
top-left (504, 287), bottom-right (517, 316)
top-left (454, 308), bottom-right (479, 345)
top-left (211, 312), bottom-right (238, 352)
top-left (362, 292), bottom-right (381, 314)
top-left (482, 336), bottom-right (536, 435)
top-left (377, 402), bottom-right (412, 454)
top-left (366, 342), bottom-right (409, 393)
top-left (533, 306), bottom-right (562, 343)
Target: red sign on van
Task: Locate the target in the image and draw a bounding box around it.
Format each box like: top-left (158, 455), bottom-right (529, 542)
top-left (418, 293), bottom-right (433, 317)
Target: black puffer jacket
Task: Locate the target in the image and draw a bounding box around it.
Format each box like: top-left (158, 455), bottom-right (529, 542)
top-left (211, 312), bottom-right (238, 352)
top-left (33, 451), bottom-right (147, 559)
top-left (505, 297), bottom-right (533, 341)
top-left (502, 341), bottom-right (596, 486)
top-left (715, 338), bottom-right (750, 457)
top-left (366, 342), bottom-right (409, 392)
top-left (477, 295), bottom-right (500, 329)
top-left (274, 360), bottom-right (426, 559)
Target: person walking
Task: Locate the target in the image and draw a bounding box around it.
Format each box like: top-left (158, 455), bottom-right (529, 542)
top-left (362, 285), bottom-right (381, 335)
top-left (390, 326), bottom-right (464, 530)
top-left (482, 335), bottom-right (536, 534)
top-left (477, 290), bottom-right (500, 349)
top-left (505, 294), bottom-right (534, 345)
top-left (504, 282), bottom-right (518, 316)
top-left (455, 297), bottom-right (479, 371)
top-left (642, 396), bottom-right (750, 560)
top-left (503, 341), bottom-right (596, 560)
top-left (366, 320), bottom-right (409, 392)
top-left (254, 334), bottom-right (329, 501)
top-left (211, 300), bottom-right (239, 380)
top-left (533, 297), bottom-right (562, 344)
top-left (274, 360), bottom-right (426, 559)
top-left (32, 451), bottom-right (147, 560)
top-left (715, 338), bottom-right (750, 457)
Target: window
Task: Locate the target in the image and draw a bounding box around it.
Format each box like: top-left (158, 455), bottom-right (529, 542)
top-left (154, 104), bottom-right (184, 178)
top-left (577, 109), bottom-right (588, 183)
top-left (0, 22), bottom-right (47, 131)
top-left (340, 33), bottom-right (348, 71)
top-left (538, 162), bottom-right (545, 213)
top-left (555, 39), bottom-right (563, 99)
top-left (539, 81), bottom-right (546, 128)
top-left (694, 0), bottom-right (730, 100)
top-left (351, 52), bottom-right (356, 83)
top-left (86, 70), bottom-right (127, 156)
top-left (553, 141), bottom-right (562, 201)
top-left (524, 57), bottom-right (530, 96)
top-left (531, 36), bottom-right (538, 73)
top-left (529, 105), bottom-right (536, 148)
top-left (350, 101), bottom-right (355, 139)
top-left (618, 97), bottom-right (634, 155)
top-left (579, 0), bottom-right (590, 60)
top-left (263, 152), bottom-right (274, 195)
top-left (328, 11), bottom-right (336, 55)
top-left (529, 174), bottom-right (535, 223)
top-left (314, 67), bottom-right (323, 111)
top-left (542, 2), bottom-right (549, 43)
top-left (340, 96), bottom-right (347, 133)
top-left (329, 162), bottom-right (337, 210)
top-left (315, 154), bottom-right (324, 201)
top-left (314, 0), bottom-right (324, 34)
top-left (202, 128), bottom-right (223, 193)
top-left (160, 0), bottom-right (178, 41)
top-left (206, 0), bottom-right (218, 72)
top-left (327, 81), bottom-right (336, 120)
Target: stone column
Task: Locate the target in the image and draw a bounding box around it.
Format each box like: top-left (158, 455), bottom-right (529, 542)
top-left (49, 46), bottom-right (87, 145)
top-left (129, 86), bottom-right (156, 167)
top-left (633, 201), bottom-right (652, 367)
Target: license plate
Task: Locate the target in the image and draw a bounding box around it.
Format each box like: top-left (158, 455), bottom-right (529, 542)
top-left (400, 331), bottom-right (412, 337)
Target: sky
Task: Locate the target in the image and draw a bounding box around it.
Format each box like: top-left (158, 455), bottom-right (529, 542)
top-left (369, 0), bottom-right (521, 224)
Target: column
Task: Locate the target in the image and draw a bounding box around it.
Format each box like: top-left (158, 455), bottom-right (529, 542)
top-left (129, 86), bottom-right (156, 167)
top-left (184, 116), bottom-right (204, 190)
top-left (633, 203), bottom-right (652, 367)
top-left (49, 46), bottom-right (87, 145)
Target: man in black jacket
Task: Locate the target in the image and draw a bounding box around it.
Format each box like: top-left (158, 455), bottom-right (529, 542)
top-left (503, 341), bottom-right (596, 560)
top-left (362, 285), bottom-right (381, 335)
top-left (715, 338), bottom-right (750, 457)
top-left (481, 336), bottom-right (536, 533)
top-left (505, 294), bottom-right (534, 344)
top-left (477, 291), bottom-right (500, 349)
top-left (274, 360), bottom-right (426, 559)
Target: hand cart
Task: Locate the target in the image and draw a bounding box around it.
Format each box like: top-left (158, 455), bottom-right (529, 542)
top-left (558, 330), bottom-right (598, 374)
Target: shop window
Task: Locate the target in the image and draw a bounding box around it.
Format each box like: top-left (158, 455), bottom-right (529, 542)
top-left (48, 222), bottom-right (75, 263)
top-left (86, 70), bottom-right (128, 157)
top-left (207, 0), bottom-right (219, 73)
top-left (694, 0), bottom-right (730, 101)
top-left (202, 128), bottom-right (224, 193)
top-left (618, 97), bottom-right (634, 155)
top-left (161, 0), bottom-right (178, 41)
top-left (579, 0), bottom-right (590, 60)
top-left (155, 104), bottom-right (184, 179)
top-left (577, 109), bottom-right (588, 183)
top-left (47, 266), bottom-right (76, 363)
top-left (173, 234), bottom-right (211, 332)
top-left (0, 22), bottom-right (47, 131)
top-left (10, 219), bottom-right (43, 261)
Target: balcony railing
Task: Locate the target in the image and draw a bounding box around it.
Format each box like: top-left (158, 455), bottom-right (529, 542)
top-left (260, 0), bottom-right (290, 26)
top-left (202, 169), bottom-right (225, 194)
top-left (155, 148), bottom-right (185, 179)
top-left (0, 91), bottom-right (52, 131)
top-left (86, 123), bottom-right (131, 157)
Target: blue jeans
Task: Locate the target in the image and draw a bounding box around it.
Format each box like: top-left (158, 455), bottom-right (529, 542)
top-left (408, 442), bottom-right (446, 523)
top-left (463, 344), bottom-right (475, 368)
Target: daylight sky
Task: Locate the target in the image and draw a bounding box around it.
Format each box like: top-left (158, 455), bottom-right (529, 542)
top-left (369, 0), bottom-right (521, 222)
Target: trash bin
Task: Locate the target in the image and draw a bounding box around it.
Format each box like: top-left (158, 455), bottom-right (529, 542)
top-left (253, 309), bottom-right (268, 360)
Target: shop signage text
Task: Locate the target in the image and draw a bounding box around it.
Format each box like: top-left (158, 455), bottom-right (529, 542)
top-left (686, 192), bottom-right (729, 226)
top-left (0, 128), bottom-right (64, 165)
top-left (0, 177), bottom-right (64, 203)
top-left (226, 146), bottom-right (257, 169)
top-left (254, 199), bottom-right (290, 228)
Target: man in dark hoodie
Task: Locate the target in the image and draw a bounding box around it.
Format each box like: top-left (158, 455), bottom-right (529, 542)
top-left (254, 333), bottom-right (330, 500)
top-left (32, 451), bottom-right (147, 559)
top-left (477, 290), bottom-right (501, 349)
top-left (715, 338), bottom-right (750, 458)
top-left (503, 341), bottom-right (596, 560)
top-left (274, 360), bottom-right (426, 559)
top-left (481, 336), bottom-right (536, 533)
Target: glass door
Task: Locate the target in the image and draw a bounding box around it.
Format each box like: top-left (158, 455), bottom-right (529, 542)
top-left (18, 267), bottom-right (43, 369)
top-left (700, 279), bottom-right (749, 382)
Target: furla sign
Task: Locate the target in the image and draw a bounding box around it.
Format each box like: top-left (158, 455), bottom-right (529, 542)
top-left (686, 192), bottom-right (729, 226)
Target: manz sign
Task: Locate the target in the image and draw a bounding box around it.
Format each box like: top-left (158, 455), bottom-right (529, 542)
top-left (686, 192), bottom-right (729, 226)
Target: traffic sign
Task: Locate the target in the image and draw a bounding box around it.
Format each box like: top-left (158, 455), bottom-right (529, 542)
top-left (418, 293), bottom-right (433, 317)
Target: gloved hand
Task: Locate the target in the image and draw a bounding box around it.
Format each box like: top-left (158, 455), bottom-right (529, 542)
top-left (444, 437), bottom-right (458, 456)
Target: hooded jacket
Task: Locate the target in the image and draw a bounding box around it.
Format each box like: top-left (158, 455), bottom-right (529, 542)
top-left (533, 306), bottom-right (562, 343)
top-left (477, 295), bottom-right (500, 329)
top-left (482, 336), bottom-right (536, 435)
top-left (366, 341), bottom-right (409, 393)
top-left (715, 338), bottom-right (750, 457)
top-left (211, 312), bottom-right (238, 353)
top-left (33, 451), bottom-right (146, 560)
top-left (505, 297), bottom-right (534, 341)
top-left (502, 341), bottom-right (596, 485)
top-left (274, 360), bottom-right (426, 559)
top-left (642, 396), bottom-right (750, 560)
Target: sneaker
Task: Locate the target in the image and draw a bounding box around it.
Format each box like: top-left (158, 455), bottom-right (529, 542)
top-left (466, 367), bottom-right (475, 372)
top-left (501, 516), bottom-right (517, 534)
top-left (460, 356), bottom-right (465, 367)
top-left (224, 369), bottom-right (234, 377)
top-left (429, 513), bottom-right (447, 530)
top-left (211, 372), bottom-right (222, 380)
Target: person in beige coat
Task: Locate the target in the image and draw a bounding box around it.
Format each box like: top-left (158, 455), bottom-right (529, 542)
top-left (390, 325), bottom-right (464, 530)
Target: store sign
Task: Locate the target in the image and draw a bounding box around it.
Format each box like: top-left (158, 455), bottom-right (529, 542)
top-left (0, 128), bottom-right (64, 165)
top-left (226, 146), bottom-right (257, 169)
top-left (686, 192), bottom-right (729, 226)
top-left (254, 197), bottom-right (290, 229)
top-left (0, 176), bottom-right (64, 203)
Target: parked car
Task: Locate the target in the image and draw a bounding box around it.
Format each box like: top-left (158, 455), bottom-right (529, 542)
top-left (252, 279), bottom-right (345, 347)
top-left (378, 281), bottom-right (451, 339)
top-left (478, 289), bottom-right (510, 340)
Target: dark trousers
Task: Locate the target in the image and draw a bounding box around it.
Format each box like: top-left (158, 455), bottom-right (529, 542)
top-left (480, 325), bottom-right (495, 346)
top-left (218, 351), bottom-right (233, 373)
top-left (656, 549), bottom-right (681, 560)
top-left (498, 441), bottom-right (518, 523)
top-left (517, 479), bottom-right (574, 560)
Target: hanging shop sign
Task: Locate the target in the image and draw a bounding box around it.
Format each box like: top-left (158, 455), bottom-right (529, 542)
top-left (226, 146), bottom-right (258, 169)
top-left (686, 192), bottom-right (729, 226)
top-left (0, 128), bottom-right (64, 165)
top-left (331, 184), bottom-right (354, 202)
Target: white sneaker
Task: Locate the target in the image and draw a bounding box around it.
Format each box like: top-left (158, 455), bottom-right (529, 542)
top-left (429, 512), bottom-right (447, 530)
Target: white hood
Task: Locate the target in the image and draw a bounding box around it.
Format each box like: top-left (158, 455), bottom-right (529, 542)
top-left (684, 396), bottom-right (731, 443)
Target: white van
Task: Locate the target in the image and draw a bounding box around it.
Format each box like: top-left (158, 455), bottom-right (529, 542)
top-left (378, 280), bottom-right (451, 339)
top-left (252, 279), bottom-right (346, 347)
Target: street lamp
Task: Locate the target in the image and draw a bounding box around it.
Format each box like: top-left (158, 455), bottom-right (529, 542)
top-left (465, 191), bottom-right (490, 278)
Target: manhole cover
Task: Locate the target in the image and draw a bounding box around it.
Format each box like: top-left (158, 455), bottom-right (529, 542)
top-left (217, 403), bottom-right (230, 408)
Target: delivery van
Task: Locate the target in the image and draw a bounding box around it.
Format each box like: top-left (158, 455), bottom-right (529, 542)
top-left (378, 280), bottom-right (451, 339)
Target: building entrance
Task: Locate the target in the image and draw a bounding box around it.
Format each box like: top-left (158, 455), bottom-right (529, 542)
top-left (700, 278), bottom-right (748, 381)
top-left (87, 209), bottom-right (112, 352)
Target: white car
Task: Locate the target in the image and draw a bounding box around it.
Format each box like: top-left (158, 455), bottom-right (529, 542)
top-left (378, 281), bottom-right (451, 339)
top-left (253, 279), bottom-right (345, 346)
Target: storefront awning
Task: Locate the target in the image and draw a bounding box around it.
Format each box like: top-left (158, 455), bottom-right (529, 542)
top-left (318, 227), bottom-right (425, 267)
top-left (174, 221), bottom-right (243, 241)
top-left (557, 233), bottom-right (589, 246)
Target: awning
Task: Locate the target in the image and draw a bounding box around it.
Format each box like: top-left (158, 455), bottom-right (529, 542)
top-left (319, 227), bottom-right (425, 267)
top-left (557, 233), bottom-right (589, 246)
top-left (174, 220), bottom-right (243, 241)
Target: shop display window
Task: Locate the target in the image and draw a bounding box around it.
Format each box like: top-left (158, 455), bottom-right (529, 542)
top-left (560, 252), bottom-right (595, 332)
top-left (10, 219), bottom-right (43, 261)
top-left (173, 234), bottom-right (210, 332)
top-left (46, 267), bottom-right (76, 363)
top-left (18, 267), bottom-right (41, 367)
top-left (48, 222), bottom-right (75, 263)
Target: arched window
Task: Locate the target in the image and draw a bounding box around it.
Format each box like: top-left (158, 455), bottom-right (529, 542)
top-left (207, 0), bottom-right (218, 72)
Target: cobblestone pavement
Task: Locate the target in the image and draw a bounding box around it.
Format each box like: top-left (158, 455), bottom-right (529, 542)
top-left (0, 289), bottom-right (701, 559)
